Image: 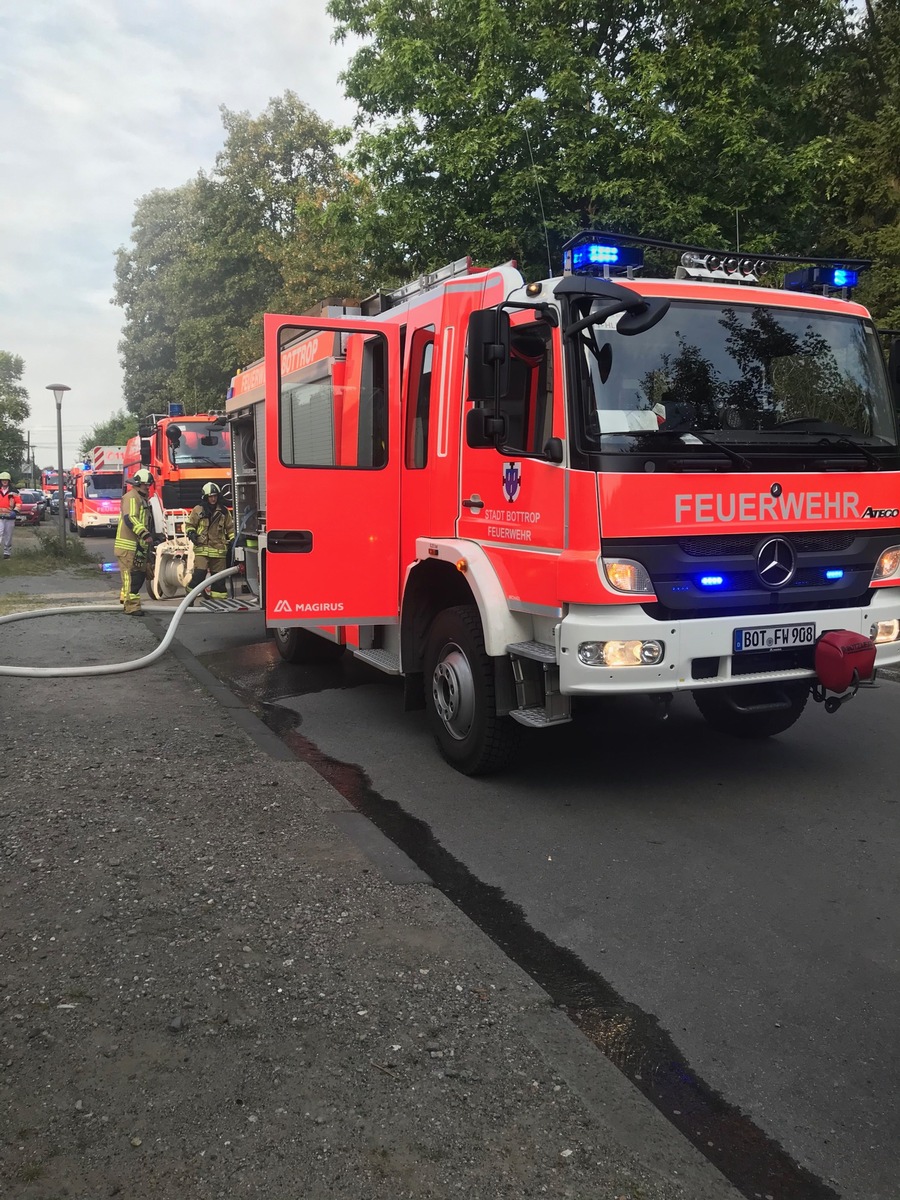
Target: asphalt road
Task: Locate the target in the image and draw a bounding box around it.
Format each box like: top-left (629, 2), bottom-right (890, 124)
top-left (90, 532), bottom-right (897, 1199)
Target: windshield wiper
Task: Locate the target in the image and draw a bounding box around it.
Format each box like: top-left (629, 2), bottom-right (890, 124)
top-left (684, 431), bottom-right (753, 471)
top-left (818, 434), bottom-right (883, 470)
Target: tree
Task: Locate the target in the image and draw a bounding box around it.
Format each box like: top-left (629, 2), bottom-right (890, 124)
top-left (0, 352), bottom-right (30, 479)
top-left (114, 93), bottom-right (365, 418)
top-left (328, 0), bottom-right (853, 276)
top-left (818, 0), bottom-right (900, 327)
top-left (77, 410), bottom-right (139, 460)
top-left (113, 182), bottom-right (205, 418)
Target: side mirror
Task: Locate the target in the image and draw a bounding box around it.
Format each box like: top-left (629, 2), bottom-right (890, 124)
top-left (139, 438), bottom-right (152, 466)
top-left (543, 437), bottom-right (564, 464)
top-left (466, 406), bottom-right (507, 449)
top-left (467, 309), bottom-right (510, 402)
top-left (166, 424), bottom-right (182, 444)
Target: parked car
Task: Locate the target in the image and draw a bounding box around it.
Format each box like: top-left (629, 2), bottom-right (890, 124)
top-left (49, 490), bottom-right (72, 515)
top-left (15, 489), bottom-right (47, 526)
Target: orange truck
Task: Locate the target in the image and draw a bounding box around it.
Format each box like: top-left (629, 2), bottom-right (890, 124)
top-left (225, 236), bottom-right (900, 774)
top-left (123, 409), bottom-right (232, 597)
top-left (67, 446), bottom-right (125, 536)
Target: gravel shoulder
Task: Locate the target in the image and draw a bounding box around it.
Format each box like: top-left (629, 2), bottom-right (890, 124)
top-left (0, 573), bottom-right (739, 1199)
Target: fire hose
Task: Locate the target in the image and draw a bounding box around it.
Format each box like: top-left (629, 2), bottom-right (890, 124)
top-left (0, 566), bottom-right (239, 678)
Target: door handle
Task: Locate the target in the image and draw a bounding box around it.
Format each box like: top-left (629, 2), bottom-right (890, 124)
top-left (267, 529), bottom-right (313, 553)
top-left (462, 495), bottom-right (484, 510)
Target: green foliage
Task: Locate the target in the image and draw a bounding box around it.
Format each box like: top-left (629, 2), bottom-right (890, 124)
top-left (77, 410), bottom-right (139, 460)
top-left (329, 0), bottom-right (852, 277)
top-left (819, 0), bottom-right (900, 327)
top-left (114, 93), bottom-right (362, 416)
top-left (0, 351), bottom-right (31, 477)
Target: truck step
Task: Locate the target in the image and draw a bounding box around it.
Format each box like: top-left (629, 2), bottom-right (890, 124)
top-left (507, 640), bottom-right (557, 663)
top-left (197, 596), bottom-right (260, 612)
top-left (353, 648), bottom-right (401, 675)
top-left (509, 706), bottom-right (572, 729)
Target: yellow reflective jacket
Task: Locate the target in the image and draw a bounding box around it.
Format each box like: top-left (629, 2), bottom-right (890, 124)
top-left (186, 501), bottom-right (234, 555)
top-left (115, 488), bottom-right (152, 552)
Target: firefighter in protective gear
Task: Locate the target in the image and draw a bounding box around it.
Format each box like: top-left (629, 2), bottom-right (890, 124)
top-left (0, 472), bottom-right (19, 559)
top-left (185, 482), bottom-right (234, 600)
top-left (115, 469), bottom-right (153, 614)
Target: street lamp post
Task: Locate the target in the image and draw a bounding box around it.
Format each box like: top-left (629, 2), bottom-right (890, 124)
top-left (46, 384), bottom-right (71, 549)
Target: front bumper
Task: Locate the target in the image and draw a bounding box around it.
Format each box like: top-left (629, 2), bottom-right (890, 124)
top-left (80, 512), bottom-right (118, 530)
top-left (557, 594), bottom-right (900, 694)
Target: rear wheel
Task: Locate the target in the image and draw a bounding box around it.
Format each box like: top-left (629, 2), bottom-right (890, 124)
top-left (273, 626), bottom-right (345, 664)
top-left (693, 680), bottom-right (810, 738)
top-left (423, 605), bottom-right (521, 775)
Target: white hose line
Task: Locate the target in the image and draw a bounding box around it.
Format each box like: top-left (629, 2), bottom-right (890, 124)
top-left (0, 566), bottom-right (238, 678)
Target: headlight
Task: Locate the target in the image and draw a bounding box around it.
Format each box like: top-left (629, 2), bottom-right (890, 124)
top-left (578, 639), bottom-right (665, 667)
top-left (870, 620), bottom-right (900, 644)
top-left (872, 547), bottom-right (900, 582)
top-left (601, 558), bottom-right (654, 594)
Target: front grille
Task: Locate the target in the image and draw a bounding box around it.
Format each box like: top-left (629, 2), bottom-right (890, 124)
top-left (680, 532), bottom-right (855, 557)
top-left (691, 657), bottom-right (720, 680)
top-left (603, 529), bottom-right (900, 620)
top-left (731, 647), bottom-right (815, 675)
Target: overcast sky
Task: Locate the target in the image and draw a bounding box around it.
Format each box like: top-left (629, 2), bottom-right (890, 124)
top-left (0, 0), bottom-right (358, 467)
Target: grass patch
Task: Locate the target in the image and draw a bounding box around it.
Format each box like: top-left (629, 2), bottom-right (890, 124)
top-left (0, 530), bottom-right (96, 578)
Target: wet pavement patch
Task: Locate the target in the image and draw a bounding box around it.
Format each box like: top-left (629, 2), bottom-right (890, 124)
top-left (202, 644), bottom-right (838, 1200)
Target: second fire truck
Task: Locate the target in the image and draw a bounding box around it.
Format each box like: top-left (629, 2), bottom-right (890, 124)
top-left (124, 409), bottom-right (232, 598)
top-left (226, 235), bottom-right (900, 774)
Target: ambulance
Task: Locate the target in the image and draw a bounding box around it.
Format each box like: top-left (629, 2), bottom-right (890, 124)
top-left (123, 408), bottom-right (232, 598)
top-left (68, 446), bottom-right (125, 535)
top-left (226, 234), bottom-right (900, 774)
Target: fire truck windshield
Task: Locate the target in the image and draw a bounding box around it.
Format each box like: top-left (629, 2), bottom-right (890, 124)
top-left (84, 473), bottom-right (123, 499)
top-left (580, 301), bottom-right (897, 452)
top-left (169, 422), bottom-right (231, 467)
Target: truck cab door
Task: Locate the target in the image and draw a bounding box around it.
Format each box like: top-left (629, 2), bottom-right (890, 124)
top-left (263, 313), bottom-right (402, 626)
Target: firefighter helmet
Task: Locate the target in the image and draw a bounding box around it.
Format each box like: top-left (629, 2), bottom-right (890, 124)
top-left (0, 472), bottom-right (10, 481)
top-left (131, 469), bottom-right (152, 486)
top-left (201, 482), bottom-right (221, 497)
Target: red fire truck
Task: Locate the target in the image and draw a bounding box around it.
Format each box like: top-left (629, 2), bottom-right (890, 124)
top-left (124, 409), bottom-right (232, 598)
top-left (226, 235), bottom-right (900, 774)
top-left (68, 446), bottom-right (125, 536)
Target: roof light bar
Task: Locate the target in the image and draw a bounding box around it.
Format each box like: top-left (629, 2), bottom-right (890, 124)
top-left (564, 236), bottom-right (644, 277)
top-left (561, 230), bottom-right (870, 291)
top-left (784, 266), bottom-right (859, 294)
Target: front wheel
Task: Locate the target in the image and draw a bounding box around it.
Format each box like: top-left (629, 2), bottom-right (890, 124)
top-left (273, 626), bottom-right (345, 665)
top-left (693, 680), bottom-right (810, 738)
top-left (423, 605), bottom-right (521, 775)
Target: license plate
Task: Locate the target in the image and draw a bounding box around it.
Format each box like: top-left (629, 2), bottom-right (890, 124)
top-left (733, 622), bottom-right (816, 653)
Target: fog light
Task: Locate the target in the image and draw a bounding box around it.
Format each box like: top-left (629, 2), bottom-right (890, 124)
top-left (640, 640), bottom-right (664, 664)
top-left (578, 639), bottom-right (665, 667)
top-left (870, 619), bottom-right (900, 644)
top-left (872, 547), bottom-right (900, 582)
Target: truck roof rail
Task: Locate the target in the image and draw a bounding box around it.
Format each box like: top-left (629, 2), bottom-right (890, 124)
top-left (361, 256), bottom-right (476, 315)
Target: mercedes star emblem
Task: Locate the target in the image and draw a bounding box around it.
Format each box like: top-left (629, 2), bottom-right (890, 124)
top-left (755, 537), bottom-right (796, 589)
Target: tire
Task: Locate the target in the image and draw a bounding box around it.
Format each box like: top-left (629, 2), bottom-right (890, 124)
top-left (69, 517), bottom-right (77, 533)
top-left (77, 525), bottom-right (87, 538)
top-left (273, 626), bottom-right (345, 665)
top-left (423, 605), bottom-right (521, 775)
top-left (694, 680), bottom-right (810, 738)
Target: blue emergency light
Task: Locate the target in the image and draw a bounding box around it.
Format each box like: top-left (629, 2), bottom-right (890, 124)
top-left (168, 402), bottom-right (185, 417)
top-left (784, 266), bottom-right (859, 293)
top-left (566, 237), bottom-right (644, 277)
top-left (825, 569), bottom-right (844, 580)
top-left (699, 575), bottom-right (726, 588)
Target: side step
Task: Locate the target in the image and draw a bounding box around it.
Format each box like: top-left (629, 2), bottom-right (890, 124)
top-left (507, 641), bottom-right (571, 728)
top-left (353, 648), bottom-right (401, 675)
top-left (197, 596), bottom-right (260, 612)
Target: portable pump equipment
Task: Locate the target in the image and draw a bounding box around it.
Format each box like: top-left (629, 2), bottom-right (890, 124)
top-left (226, 231), bottom-right (900, 775)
